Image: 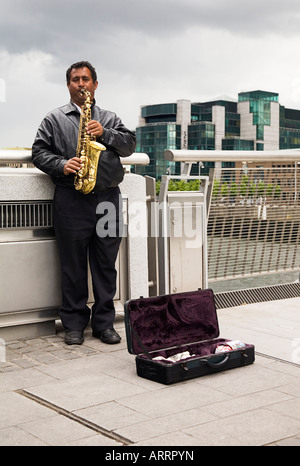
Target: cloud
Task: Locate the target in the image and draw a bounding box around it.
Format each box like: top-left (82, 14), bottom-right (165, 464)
top-left (0, 79), bottom-right (5, 102)
top-left (2, 0), bottom-right (300, 57)
top-left (1, 0), bottom-right (300, 148)
top-left (0, 49), bottom-right (64, 146)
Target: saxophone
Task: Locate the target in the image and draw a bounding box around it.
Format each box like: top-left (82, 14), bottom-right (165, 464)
top-left (74, 89), bottom-right (106, 194)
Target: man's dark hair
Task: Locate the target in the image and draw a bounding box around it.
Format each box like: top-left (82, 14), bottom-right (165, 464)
top-left (66, 61), bottom-right (97, 84)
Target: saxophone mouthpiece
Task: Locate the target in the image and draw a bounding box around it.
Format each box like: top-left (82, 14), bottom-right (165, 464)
top-left (79, 89), bottom-right (90, 99)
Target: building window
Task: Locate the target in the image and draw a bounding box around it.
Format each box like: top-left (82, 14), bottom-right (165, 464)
top-left (256, 124), bottom-right (264, 140)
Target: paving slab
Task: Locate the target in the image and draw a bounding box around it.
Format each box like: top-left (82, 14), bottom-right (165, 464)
top-left (0, 391), bottom-right (56, 430)
top-left (0, 426), bottom-right (48, 446)
top-left (0, 297), bottom-right (299, 447)
top-left (183, 408), bottom-right (300, 446)
top-left (217, 297), bottom-right (300, 363)
top-left (18, 413), bottom-right (119, 447)
top-left (25, 373), bottom-right (148, 412)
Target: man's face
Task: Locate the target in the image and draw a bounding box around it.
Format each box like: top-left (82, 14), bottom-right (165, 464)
top-left (67, 66), bottom-right (98, 107)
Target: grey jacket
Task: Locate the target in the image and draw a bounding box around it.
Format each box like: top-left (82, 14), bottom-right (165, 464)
top-left (32, 101), bottom-right (136, 190)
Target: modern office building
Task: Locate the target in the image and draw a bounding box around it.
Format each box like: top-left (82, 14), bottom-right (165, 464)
top-left (134, 90), bottom-right (300, 179)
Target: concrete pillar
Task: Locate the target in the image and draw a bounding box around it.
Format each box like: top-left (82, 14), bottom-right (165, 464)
top-left (238, 101), bottom-right (256, 141)
top-left (264, 102), bottom-right (280, 150)
top-left (212, 105), bottom-right (225, 151)
top-left (176, 99), bottom-right (191, 150)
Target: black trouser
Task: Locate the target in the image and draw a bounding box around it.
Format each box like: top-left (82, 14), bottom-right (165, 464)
top-left (53, 185), bottom-right (123, 333)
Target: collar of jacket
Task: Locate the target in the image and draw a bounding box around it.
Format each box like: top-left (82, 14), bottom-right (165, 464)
top-left (60, 100), bottom-right (97, 115)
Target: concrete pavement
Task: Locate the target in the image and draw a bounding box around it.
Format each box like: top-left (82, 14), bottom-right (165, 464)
top-left (0, 297), bottom-right (300, 447)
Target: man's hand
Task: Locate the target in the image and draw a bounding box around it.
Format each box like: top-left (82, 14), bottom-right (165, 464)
top-left (63, 157), bottom-right (82, 175)
top-left (86, 120), bottom-right (104, 138)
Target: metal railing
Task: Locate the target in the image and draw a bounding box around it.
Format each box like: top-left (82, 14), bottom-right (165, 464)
top-left (165, 148), bottom-right (300, 163)
top-left (0, 150), bottom-right (150, 167)
top-left (165, 149), bottom-right (300, 285)
top-left (207, 166), bottom-right (300, 282)
top-left (1, 149), bottom-right (299, 288)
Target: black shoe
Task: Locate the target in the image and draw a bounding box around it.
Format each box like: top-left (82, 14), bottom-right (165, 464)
top-left (92, 328), bottom-right (121, 344)
top-left (65, 330), bottom-right (84, 345)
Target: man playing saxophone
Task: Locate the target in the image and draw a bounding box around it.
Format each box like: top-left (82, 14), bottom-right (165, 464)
top-left (32, 61), bottom-right (136, 345)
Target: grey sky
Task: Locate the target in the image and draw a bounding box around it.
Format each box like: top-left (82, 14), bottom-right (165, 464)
top-left (1, 0), bottom-right (300, 147)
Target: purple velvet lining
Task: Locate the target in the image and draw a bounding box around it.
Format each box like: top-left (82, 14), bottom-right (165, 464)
top-left (127, 289), bottom-right (219, 355)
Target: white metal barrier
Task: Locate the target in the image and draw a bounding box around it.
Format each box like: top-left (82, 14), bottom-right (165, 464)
top-left (164, 149), bottom-right (300, 286)
top-left (157, 175), bottom-right (209, 295)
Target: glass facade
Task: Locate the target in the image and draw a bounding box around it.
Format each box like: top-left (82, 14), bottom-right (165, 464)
top-left (188, 123), bottom-right (215, 150)
top-left (191, 105), bottom-right (212, 123)
top-left (189, 101), bottom-right (241, 175)
top-left (280, 106), bottom-right (300, 149)
top-left (135, 124), bottom-right (181, 179)
top-left (135, 91), bottom-right (300, 180)
top-left (280, 128), bottom-right (300, 149)
top-left (222, 139), bottom-right (254, 150)
top-left (225, 112), bottom-right (240, 137)
top-left (141, 104), bottom-right (177, 124)
top-left (238, 90), bottom-right (279, 103)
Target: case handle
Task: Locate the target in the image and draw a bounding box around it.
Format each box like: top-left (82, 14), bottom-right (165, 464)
top-left (204, 354), bottom-right (230, 368)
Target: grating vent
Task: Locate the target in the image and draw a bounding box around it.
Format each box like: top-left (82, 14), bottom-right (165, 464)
top-left (0, 202), bottom-right (53, 229)
top-left (214, 282), bottom-right (300, 309)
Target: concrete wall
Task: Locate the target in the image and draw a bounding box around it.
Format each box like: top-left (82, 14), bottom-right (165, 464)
top-left (0, 168), bottom-right (149, 340)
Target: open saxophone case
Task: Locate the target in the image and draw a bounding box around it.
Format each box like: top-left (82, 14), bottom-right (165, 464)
top-left (124, 289), bottom-right (255, 385)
